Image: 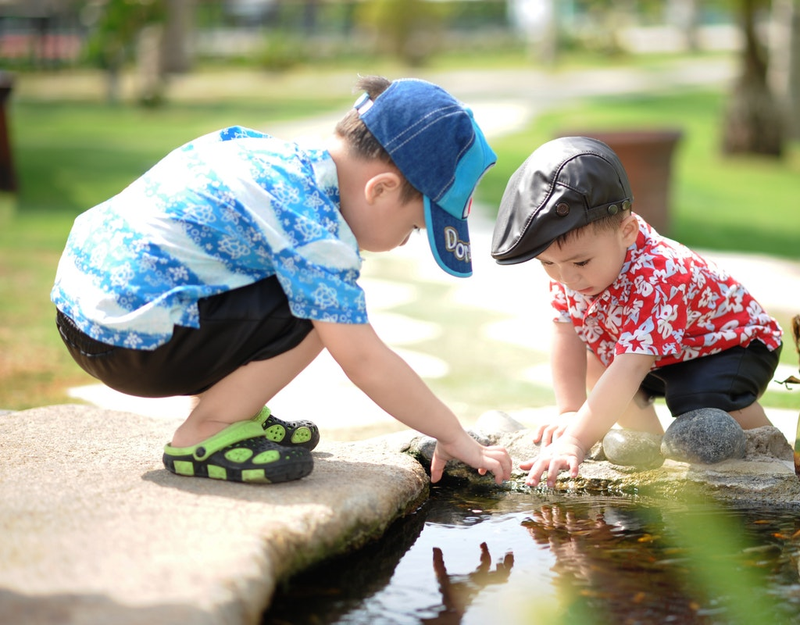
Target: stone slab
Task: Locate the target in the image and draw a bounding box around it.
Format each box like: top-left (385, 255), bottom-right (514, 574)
top-left (0, 406), bottom-right (428, 625)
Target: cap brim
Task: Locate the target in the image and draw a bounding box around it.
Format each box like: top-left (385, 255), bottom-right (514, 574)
top-left (424, 196), bottom-right (472, 278)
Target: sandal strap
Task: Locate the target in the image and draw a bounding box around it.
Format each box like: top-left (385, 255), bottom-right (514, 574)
top-left (251, 406), bottom-right (272, 427)
top-left (165, 419), bottom-right (266, 461)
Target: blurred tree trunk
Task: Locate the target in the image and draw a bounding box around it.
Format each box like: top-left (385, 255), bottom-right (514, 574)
top-left (137, 23), bottom-right (165, 105)
top-left (668, 0), bottom-right (701, 51)
top-left (160, 0), bottom-right (194, 74)
top-left (721, 0), bottom-right (785, 157)
top-left (769, 0), bottom-right (800, 139)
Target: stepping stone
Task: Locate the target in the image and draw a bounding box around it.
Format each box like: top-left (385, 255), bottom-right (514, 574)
top-left (661, 408), bottom-right (746, 464)
top-left (601, 429), bottom-right (664, 469)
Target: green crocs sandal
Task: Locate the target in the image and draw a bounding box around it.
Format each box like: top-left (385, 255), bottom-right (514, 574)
top-left (163, 418), bottom-right (313, 484)
top-left (253, 406), bottom-right (320, 451)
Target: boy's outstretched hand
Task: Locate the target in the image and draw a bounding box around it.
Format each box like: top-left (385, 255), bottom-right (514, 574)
top-left (430, 432), bottom-right (512, 485)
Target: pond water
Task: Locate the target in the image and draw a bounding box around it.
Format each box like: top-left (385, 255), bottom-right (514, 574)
top-left (263, 486), bottom-right (800, 625)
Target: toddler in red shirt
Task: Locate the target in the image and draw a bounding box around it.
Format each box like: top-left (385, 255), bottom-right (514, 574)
top-left (491, 136), bottom-right (783, 487)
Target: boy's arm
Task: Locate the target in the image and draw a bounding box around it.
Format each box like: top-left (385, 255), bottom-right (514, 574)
top-left (535, 321), bottom-right (588, 445)
top-left (523, 352), bottom-right (656, 488)
top-left (312, 320), bottom-right (513, 484)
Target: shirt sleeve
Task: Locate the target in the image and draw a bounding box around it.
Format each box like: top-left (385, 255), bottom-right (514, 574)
top-left (550, 281), bottom-right (571, 323)
top-left (615, 273), bottom-right (689, 358)
top-left (272, 244), bottom-right (367, 324)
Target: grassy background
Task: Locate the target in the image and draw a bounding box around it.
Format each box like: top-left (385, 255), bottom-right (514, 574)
top-left (1, 59), bottom-right (799, 415)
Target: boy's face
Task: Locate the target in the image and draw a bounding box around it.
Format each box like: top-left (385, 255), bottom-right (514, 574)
top-left (536, 221), bottom-right (634, 297)
top-left (358, 193), bottom-right (426, 253)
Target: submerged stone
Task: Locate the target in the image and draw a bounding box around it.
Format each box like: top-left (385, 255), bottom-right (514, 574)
top-left (601, 429), bottom-right (664, 469)
top-left (661, 408), bottom-right (746, 464)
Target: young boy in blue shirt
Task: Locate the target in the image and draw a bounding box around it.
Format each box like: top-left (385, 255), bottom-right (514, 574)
top-left (52, 76), bottom-right (512, 486)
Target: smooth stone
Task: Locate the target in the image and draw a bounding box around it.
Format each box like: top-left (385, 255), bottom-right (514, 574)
top-left (661, 408), bottom-right (746, 464)
top-left (602, 429), bottom-right (664, 469)
top-left (473, 410), bottom-right (527, 436)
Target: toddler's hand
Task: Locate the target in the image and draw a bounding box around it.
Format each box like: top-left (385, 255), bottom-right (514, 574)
top-left (430, 433), bottom-right (512, 485)
top-left (519, 435), bottom-right (585, 488)
top-left (533, 412), bottom-right (578, 447)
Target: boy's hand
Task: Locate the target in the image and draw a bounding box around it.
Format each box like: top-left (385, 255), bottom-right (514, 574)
top-left (430, 434), bottom-right (512, 485)
top-left (519, 435), bottom-right (585, 488)
top-left (533, 411), bottom-right (578, 446)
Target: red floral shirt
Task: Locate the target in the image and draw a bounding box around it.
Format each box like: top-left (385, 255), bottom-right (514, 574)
top-left (551, 216), bottom-right (783, 368)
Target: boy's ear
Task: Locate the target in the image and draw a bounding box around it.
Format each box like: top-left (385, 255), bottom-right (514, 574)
top-left (365, 172), bottom-right (402, 204)
top-left (620, 213), bottom-right (639, 245)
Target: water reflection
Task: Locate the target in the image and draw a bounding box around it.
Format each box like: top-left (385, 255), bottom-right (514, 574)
top-left (421, 542), bottom-right (514, 624)
top-left (263, 490), bottom-right (800, 625)
top-left (522, 502), bottom-right (708, 624)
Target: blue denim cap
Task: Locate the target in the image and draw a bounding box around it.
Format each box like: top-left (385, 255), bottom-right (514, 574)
top-left (355, 79), bottom-right (497, 277)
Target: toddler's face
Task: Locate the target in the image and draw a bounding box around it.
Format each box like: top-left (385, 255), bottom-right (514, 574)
top-left (536, 225), bottom-right (630, 297)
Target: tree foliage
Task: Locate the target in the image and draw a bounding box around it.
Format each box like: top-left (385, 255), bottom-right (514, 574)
top-left (83, 0), bottom-right (165, 71)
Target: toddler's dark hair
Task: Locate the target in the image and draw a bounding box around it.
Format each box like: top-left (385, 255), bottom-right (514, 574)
top-left (335, 75), bottom-right (421, 205)
top-left (552, 204), bottom-right (633, 250)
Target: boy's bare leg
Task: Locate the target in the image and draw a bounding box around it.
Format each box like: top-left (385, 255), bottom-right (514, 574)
top-left (586, 351), bottom-right (663, 436)
top-left (171, 330), bottom-right (324, 447)
top-left (729, 401), bottom-right (772, 429)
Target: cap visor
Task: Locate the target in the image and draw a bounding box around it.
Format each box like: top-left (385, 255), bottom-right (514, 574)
top-left (424, 197), bottom-right (472, 278)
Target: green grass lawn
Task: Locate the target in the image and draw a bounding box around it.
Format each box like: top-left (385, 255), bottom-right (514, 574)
top-left (1, 65), bottom-right (798, 413)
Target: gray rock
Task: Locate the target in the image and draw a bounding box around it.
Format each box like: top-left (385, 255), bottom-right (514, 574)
top-left (472, 410), bottom-right (527, 437)
top-left (660, 408), bottom-right (747, 464)
top-left (601, 429), bottom-right (664, 469)
top-left (745, 425), bottom-right (795, 462)
top-left (417, 420), bottom-right (798, 505)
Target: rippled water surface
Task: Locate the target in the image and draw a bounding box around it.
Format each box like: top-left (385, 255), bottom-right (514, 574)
top-left (263, 487), bottom-right (800, 625)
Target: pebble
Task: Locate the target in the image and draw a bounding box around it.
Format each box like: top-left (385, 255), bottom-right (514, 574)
top-left (601, 429), bottom-right (664, 469)
top-left (661, 408), bottom-right (746, 464)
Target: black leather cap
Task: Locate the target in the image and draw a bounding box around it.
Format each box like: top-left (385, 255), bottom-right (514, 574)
top-left (491, 136), bottom-right (633, 265)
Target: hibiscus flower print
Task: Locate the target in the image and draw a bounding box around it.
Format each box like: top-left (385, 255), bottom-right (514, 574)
top-left (633, 274), bottom-right (654, 297)
top-left (656, 304), bottom-right (679, 339)
top-left (618, 317), bottom-right (656, 354)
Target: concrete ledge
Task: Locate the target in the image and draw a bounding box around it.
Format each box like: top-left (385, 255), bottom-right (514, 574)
top-left (0, 406), bottom-right (428, 625)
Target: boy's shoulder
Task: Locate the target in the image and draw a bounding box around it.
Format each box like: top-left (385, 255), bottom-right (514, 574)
top-left (627, 218), bottom-right (724, 285)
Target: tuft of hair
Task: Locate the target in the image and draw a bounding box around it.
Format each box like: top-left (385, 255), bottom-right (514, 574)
top-left (335, 75), bottom-right (421, 205)
top-left (553, 205), bottom-right (632, 249)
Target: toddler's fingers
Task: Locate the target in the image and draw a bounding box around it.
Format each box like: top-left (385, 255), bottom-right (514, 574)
top-left (526, 466), bottom-right (543, 488)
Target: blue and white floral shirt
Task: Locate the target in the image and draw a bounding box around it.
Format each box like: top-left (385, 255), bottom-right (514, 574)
top-left (51, 126), bottom-right (366, 350)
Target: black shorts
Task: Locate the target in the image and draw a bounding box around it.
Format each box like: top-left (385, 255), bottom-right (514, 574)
top-left (640, 340), bottom-right (782, 416)
top-left (56, 276), bottom-right (313, 398)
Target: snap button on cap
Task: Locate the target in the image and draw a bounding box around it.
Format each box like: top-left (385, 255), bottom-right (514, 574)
top-left (556, 203), bottom-right (570, 216)
top-left (608, 204), bottom-right (619, 215)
